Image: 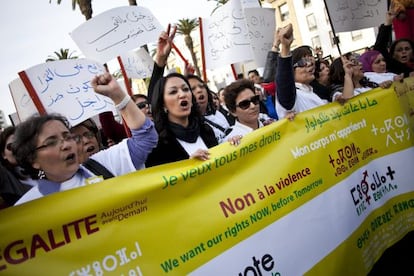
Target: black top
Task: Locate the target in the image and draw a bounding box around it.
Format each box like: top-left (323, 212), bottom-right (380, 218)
top-left (374, 24), bottom-right (413, 77)
top-left (145, 123), bottom-right (218, 167)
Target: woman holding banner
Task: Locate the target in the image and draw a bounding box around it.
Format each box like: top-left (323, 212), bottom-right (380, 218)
top-left (222, 79), bottom-right (271, 143)
top-left (359, 50), bottom-right (404, 86)
top-left (12, 72), bottom-right (158, 205)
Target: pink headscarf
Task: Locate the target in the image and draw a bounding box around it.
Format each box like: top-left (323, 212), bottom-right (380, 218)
top-left (359, 50), bottom-right (381, 72)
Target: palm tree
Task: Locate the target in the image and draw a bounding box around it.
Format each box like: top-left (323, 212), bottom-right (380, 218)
top-left (176, 18), bottom-right (202, 77)
top-left (50, 0), bottom-right (139, 20)
top-left (50, 0), bottom-right (93, 20)
top-left (46, 48), bottom-right (78, 62)
top-left (208, 0), bottom-right (229, 15)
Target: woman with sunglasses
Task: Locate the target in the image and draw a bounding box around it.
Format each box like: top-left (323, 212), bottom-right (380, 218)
top-left (132, 94), bottom-right (152, 120)
top-left (145, 72), bottom-right (218, 167)
top-left (0, 126), bottom-right (32, 207)
top-left (222, 79), bottom-right (272, 142)
top-left (275, 24), bottom-right (328, 119)
top-left (12, 72), bottom-right (158, 205)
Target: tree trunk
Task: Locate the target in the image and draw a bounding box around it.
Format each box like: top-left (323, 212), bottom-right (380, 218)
top-left (184, 35), bottom-right (202, 77)
top-left (78, 0), bottom-right (93, 20)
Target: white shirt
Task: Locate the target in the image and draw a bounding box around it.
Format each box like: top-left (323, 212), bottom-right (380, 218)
top-left (205, 111), bottom-right (231, 144)
top-left (15, 139), bottom-right (136, 205)
top-left (276, 82), bottom-right (327, 118)
top-left (332, 86), bottom-right (372, 101)
top-left (177, 136), bottom-right (208, 156)
top-left (364, 72), bottom-right (397, 84)
top-left (223, 120), bottom-right (264, 141)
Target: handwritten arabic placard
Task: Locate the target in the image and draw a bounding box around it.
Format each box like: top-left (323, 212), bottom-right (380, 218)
top-left (70, 6), bottom-right (163, 63)
top-left (325, 0), bottom-right (387, 33)
top-left (8, 78), bottom-right (39, 122)
top-left (241, 0), bottom-right (261, 8)
top-left (244, 7), bottom-right (275, 68)
top-left (201, 0), bottom-right (254, 70)
top-left (118, 48), bottom-right (154, 79)
top-left (19, 59), bottom-right (116, 126)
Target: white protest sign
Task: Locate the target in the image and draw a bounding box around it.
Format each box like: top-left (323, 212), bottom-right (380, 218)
top-left (241, 0), bottom-right (261, 8)
top-left (8, 112), bottom-right (20, 126)
top-left (202, 0), bottom-right (254, 70)
top-left (244, 7), bottom-right (275, 68)
top-left (325, 0), bottom-right (388, 33)
top-left (119, 48), bottom-right (154, 79)
top-left (8, 78), bottom-right (39, 122)
top-left (70, 6), bottom-right (163, 63)
top-left (19, 59), bottom-right (116, 126)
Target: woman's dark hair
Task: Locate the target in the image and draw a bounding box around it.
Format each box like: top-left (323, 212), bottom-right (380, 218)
top-left (329, 53), bottom-right (355, 85)
top-left (13, 113), bottom-right (71, 179)
top-left (224, 79), bottom-right (256, 113)
top-left (186, 74), bottom-right (216, 115)
top-left (328, 57), bottom-right (345, 85)
top-left (131, 94), bottom-right (148, 102)
top-left (329, 55), bottom-right (378, 90)
top-left (0, 126), bottom-right (16, 168)
top-left (314, 59), bottom-right (330, 79)
top-left (292, 45), bottom-right (314, 65)
top-left (151, 72), bottom-right (202, 141)
top-left (0, 126), bottom-right (15, 156)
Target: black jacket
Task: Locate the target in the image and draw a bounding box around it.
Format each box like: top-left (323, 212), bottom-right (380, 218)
top-left (145, 123), bottom-right (218, 167)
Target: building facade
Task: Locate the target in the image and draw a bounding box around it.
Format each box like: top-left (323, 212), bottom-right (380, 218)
top-left (265, 0), bottom-right (377, 58)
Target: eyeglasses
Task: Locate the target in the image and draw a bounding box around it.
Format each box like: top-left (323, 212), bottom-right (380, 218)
top-left (293, 58), bottom-right (313, 68)
top-left (72, 131), bottom-right (95, 143)
top-left (136, 101), bottom-right (149, 109)
top-left (236, 95), bottom-right (260, 110)
top-left (350, 59), bottom-right (362, 66)
top-left (6, 143), bottom-right (13, 151)
top-left (35, 134), bottom-right (78, 151)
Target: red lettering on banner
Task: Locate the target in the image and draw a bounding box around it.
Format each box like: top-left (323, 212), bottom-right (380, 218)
top-left (0, 214), bottom-right (99, 271)
top-left (219, 193), bottom-right (257, 218)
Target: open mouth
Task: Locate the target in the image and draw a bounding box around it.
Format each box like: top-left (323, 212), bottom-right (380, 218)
top-left (400, 55), bottom-right (409, 62)
top-left (86, 146), bottom-right (96, 153)
top-left (180, 100), bottom-right (189, 107)
top-left (198, 95), bottom-right (205, 100)
top-left (66, 153), bottom-right (76, 161)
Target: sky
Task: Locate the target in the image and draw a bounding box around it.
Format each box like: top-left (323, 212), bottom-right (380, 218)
top-left (0, 0), bottom-right (217, 124)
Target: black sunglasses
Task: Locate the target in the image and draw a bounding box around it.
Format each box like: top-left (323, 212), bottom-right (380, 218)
top-left (237, 95), bottom-right (260, 110)
top-left (293, 58), bottom-right (312, 68)
top-left (137, 101), bottom-right (149, 109)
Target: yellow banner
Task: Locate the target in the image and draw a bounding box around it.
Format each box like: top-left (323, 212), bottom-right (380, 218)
top-left (0, 79), bottom-right (413, 275)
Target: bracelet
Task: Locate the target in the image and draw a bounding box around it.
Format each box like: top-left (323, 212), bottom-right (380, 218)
top-left (115, 95), bottom-right (131, 111)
